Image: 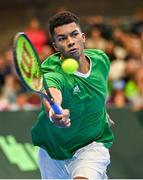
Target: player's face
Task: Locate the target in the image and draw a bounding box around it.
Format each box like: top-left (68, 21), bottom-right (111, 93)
top-left (53, 22), bottom-right (85, 60)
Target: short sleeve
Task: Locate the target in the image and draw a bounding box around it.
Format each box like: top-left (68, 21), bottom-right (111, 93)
top-left (43, 72), bottom-right (65, 91)
top-left (101, 52), bottom-right (110, 74)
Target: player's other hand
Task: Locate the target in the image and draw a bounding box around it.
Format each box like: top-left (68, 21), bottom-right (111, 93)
top-left (49, 108), bottom-right (71, 128)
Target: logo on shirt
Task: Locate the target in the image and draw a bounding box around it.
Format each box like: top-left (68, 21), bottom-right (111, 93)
top-left (73, 85), bottom-right (80, 94)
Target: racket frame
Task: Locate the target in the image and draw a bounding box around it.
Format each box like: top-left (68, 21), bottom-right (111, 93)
top-left (13, 32), bottom-right (62, 114)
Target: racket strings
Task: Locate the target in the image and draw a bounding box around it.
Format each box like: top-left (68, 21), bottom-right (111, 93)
top-left (18, 40), bottom-right (43, 91)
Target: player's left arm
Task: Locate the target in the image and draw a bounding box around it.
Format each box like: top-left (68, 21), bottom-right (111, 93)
top-left (102, 52), bottom-right (114, 126)
top-left (106, 113), bottom-right (115, 127)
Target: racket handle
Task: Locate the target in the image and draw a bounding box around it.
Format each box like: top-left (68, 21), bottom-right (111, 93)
top-left (40, 92), bottom-right (62, 114)
top-left (51, 103), bottom-right (62, 115)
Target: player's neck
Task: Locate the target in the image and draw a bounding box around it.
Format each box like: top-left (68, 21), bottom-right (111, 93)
top-left (78, 56), bottom-right (90, 74)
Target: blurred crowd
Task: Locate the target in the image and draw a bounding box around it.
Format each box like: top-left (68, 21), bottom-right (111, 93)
top-left (0, 9), bottom-right (143, 111)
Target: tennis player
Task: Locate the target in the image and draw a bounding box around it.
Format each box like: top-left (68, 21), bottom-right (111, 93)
top-left (31, 11), bottom-right (114, 179)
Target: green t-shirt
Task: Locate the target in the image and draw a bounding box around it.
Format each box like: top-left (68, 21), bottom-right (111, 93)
top-left (31, 49), bottom-right (114, 160)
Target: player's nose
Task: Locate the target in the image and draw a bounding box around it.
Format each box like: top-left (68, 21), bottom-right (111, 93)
top-left (67, 37), bottom-right (75, 48)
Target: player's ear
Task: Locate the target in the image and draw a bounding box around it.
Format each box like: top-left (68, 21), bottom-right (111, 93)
top-left (52, 42), bottom-right (59, 51)
top-left (82, 33), bottom-right (86, 43)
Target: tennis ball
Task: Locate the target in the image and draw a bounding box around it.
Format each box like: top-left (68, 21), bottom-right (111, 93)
top-left (61, 58), bottom-right (79, 74)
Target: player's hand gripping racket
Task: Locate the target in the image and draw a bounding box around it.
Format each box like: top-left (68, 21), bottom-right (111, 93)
top-left (13, 32), bottom-right (62, 114)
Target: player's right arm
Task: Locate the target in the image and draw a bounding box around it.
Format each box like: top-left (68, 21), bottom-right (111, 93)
top-left (42, 87), bottom-right (71, 128)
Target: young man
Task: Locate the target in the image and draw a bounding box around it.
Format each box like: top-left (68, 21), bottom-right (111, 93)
top-left (31, 11), bottom-right (114, 179)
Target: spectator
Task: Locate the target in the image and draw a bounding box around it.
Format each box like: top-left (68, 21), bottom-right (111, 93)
top-left (85, 25), bottom-right (107, 50)
top-left (25, 18), bottom-right (48, 54)
top-left (2, 75), bottom-right (20, 103)
top-left (107, 80), bottom-right (130, 108)
top-left (10, 92), bottom-right (37, 111)
top-left (3, 48), bottom-right (17, 77)
top-left (125, 66), bottom-right (143, 111)
top-left (125, 33), bottom-right (143, 61)
top-left (131, 9), bottom-right (143, 35)
top-left (0, 54), bottom-right (11, 88)
top-left (0, 88), bottom-right (9, 111)
top-left (39, 45), bottom-right (54, 63)
top-left (112, 28), bottom-right (128, 47)
top-left (104, 40), bottom-right (117, 62)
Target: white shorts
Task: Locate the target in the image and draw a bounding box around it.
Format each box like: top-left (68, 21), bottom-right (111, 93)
top-left (38, 141), bottom-right (110, 179)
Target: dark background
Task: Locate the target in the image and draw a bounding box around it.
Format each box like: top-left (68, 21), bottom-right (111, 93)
top-left (0, 0), bottom-right (143, 49)
top-left (1, 0), bottom-right (143, 16)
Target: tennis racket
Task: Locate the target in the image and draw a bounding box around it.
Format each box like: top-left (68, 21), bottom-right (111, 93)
top-left (13, 32), bottom-right (62, 114)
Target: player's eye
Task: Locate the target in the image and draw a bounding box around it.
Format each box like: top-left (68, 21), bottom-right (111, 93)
top-left (58, 36), bottom-right (66, 42)
top-left (71, 31), bottom-right (79, 37)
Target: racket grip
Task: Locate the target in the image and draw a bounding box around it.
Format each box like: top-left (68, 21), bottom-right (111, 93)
top-left (51, 103), bottom-right (62, 115)
top-left (40, 92), bottom-right (62, 114)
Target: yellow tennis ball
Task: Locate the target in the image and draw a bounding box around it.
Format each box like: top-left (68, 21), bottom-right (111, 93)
top-left (61, 58), bottom-right (79, 74)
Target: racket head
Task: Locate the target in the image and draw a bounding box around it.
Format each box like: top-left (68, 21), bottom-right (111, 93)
top-left (13, 32), bottom-right (43, 93)
top-left (13, 32), bottom-right (62, 115)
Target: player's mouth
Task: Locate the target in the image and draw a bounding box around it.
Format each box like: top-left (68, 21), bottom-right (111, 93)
top-left (68, 48), bottom-right (78, 54)
top-left (67, 48), bottom-right (80, 59)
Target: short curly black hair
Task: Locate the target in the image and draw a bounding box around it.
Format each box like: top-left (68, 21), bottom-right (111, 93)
top-left (48, 11), bottom-right (80, 41)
